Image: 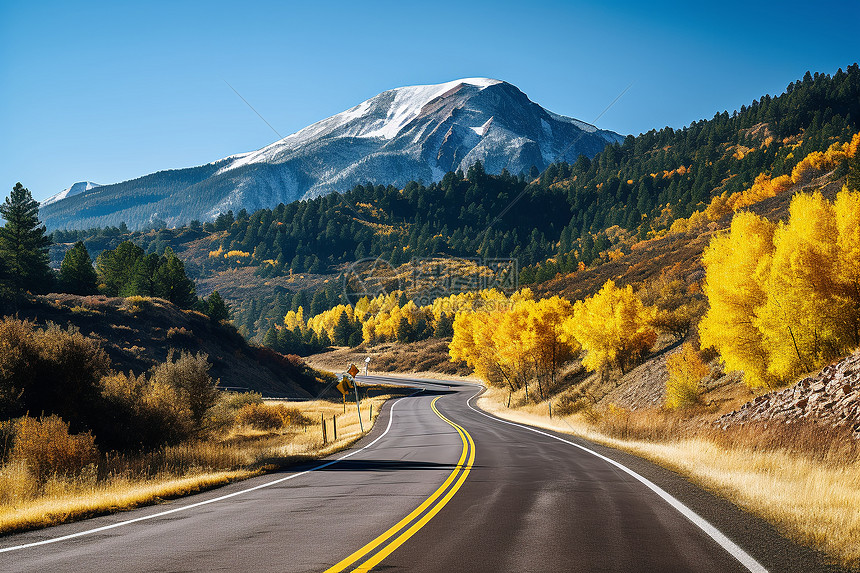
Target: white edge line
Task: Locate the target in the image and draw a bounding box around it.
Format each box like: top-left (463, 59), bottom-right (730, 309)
top-left (0, 394), bottom-right (416, 555)
top-left (464, 391), bottom-right (768, 573)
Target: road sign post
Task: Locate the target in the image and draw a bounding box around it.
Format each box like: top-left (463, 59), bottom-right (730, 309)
top-left (344, 364), bottom-right (364, 432)
top-left (353, 377), bottom-right (364, 432)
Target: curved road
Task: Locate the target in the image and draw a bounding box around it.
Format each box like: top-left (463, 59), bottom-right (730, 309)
top-left (0, 377), bottom-right (845, 572)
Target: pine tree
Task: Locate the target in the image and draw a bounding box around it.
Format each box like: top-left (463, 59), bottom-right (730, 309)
top-left (0, 183), bottom-right (52, 297)
top-left (396, 316), bottom-right (412, 343)
top-left (205, 291), bottom-right (231, 322)
top-left (263, 325), bottom-right (279, 349)
top-left (59, 241), bottom-right (98, 295)
top-left (333, 309), bottom-right (352, 346)
top-left (154, 247), bottom-right (197, 308)
top-left (96, 241), bottom-right (144, 296)
top-left (310, 290), bottom-right (328, 317)
top-left (244, 298), bottom-right (258, 333)
top-left (130, 253), bottom-right (161, 296)
top-left (0, 254), bottom-right (11, 306)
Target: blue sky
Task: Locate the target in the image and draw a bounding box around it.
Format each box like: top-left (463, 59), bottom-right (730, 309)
top-left (1, 0), bottom-right (857, 201)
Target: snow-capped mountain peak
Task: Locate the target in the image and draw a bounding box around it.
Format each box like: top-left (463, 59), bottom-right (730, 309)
top-left (41, 181), bottom-right (100, 207)
top-left (41, 78), bottom-right (623, 230)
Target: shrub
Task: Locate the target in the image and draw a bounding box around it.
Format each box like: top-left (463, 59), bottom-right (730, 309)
top-left (595, 404), bottom-right (686, 441)
top-left (0, 460), bottom-right (37, 505)
top-left (0, 318), bottom-right (111, 426)
top-left (123, 295), bottom-right (150, 313)
top-left (150, 351), bottom-right (219, 430)
top-left (98, 372), bottom-right (193, 449)
top-left (236, 403), bottom-right (311, 430)
top-left (166, 326), bottom-right (192, 339)
top-left (221, 391), bottom-right (264, 410)
top-left (665, 343), bottom-right (709, 409)
top-left (11, 415), bottom-right (99, 480)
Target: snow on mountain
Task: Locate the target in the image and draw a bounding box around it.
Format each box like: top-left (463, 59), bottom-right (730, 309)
top-left (41, 78), bottom-right (624, 230)
top-left (41, 181), bottom-right (100, 206)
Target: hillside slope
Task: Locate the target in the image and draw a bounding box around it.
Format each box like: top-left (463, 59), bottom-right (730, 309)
top-left (16, 294), bottom-right (330, 398)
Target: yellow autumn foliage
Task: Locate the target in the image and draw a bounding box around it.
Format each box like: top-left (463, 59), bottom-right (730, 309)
top-left (448, 290), bottom-right (578, 399)
top-left (700, 189), bottom-right (860, 388)
top-left (563, 280), bottom-right (656, 375)
top-left (665, 343), bottom-right (709, 409)
top-left (362, 299), bottom-right (430, 344)
top-left (699, 211), bottom-right (776, 388)
top-left (283, 307), bottom-right (305, 331)
top-left (225, 250), bottom-right (251, 260)
top-left (306, 304), bottom-right (354, 341)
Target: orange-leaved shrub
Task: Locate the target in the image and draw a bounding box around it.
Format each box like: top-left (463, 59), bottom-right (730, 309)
top-left (11, 415), bottom-right (99, 480)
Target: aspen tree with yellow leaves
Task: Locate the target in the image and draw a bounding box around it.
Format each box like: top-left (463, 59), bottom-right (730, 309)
top-left (700, 187), bottom-right (860, 388)
top-left (563, 280), bottom-right (656, 376)
top-left (754, 192), bottom-right (845, 380)
top-left (448, 291), bottom-right (579, 400)
top-left (699, 212), bottom-right (777, 388)
top-left (521, 297), bottom-right (578, 398)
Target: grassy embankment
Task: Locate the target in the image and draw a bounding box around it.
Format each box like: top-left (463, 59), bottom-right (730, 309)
top-left (0, 391), bottom-right (397, 535)
top-left (305, 338), bottom-right (474, 379)
top-left (476, 385), bottom-right (860, 570)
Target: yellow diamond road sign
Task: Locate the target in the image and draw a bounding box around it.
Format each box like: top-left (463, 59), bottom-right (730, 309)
top-left (336, 377), bottom-right (351, 396)
top-left (347, 364), bottom-right (360, 378)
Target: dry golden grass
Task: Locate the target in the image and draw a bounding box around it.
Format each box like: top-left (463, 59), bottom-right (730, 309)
top-left (0, 466), bottom-right (256, 533)
top-left (0, 392), bottom-right (396, 535)
top-left (477, 386), bottom-right (860, 569)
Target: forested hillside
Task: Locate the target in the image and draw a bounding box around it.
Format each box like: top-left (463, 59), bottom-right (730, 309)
top-left (48, 65), bottom-right (860, 343)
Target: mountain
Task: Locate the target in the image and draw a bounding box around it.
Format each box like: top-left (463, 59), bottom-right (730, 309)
top-left (40, 78), bottom-right (623, 230)
top-left (41, 181), bottom-right (100, 206)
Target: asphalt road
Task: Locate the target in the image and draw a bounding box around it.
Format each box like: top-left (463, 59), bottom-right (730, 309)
top-left (0, 377), bottom-right (846, 573)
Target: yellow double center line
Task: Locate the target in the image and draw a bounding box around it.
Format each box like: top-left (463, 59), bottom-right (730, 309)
top-left (324, 396), bottom-right (475, 572)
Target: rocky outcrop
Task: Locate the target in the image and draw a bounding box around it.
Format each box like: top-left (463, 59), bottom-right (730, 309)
top-left (716, 352), bottom-right (860, 437)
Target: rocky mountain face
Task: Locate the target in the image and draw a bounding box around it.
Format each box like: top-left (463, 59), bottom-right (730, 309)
top-left (40, 78), bottom-right (622, 230)
top-left (717, 352), bottom-right (860, 437)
